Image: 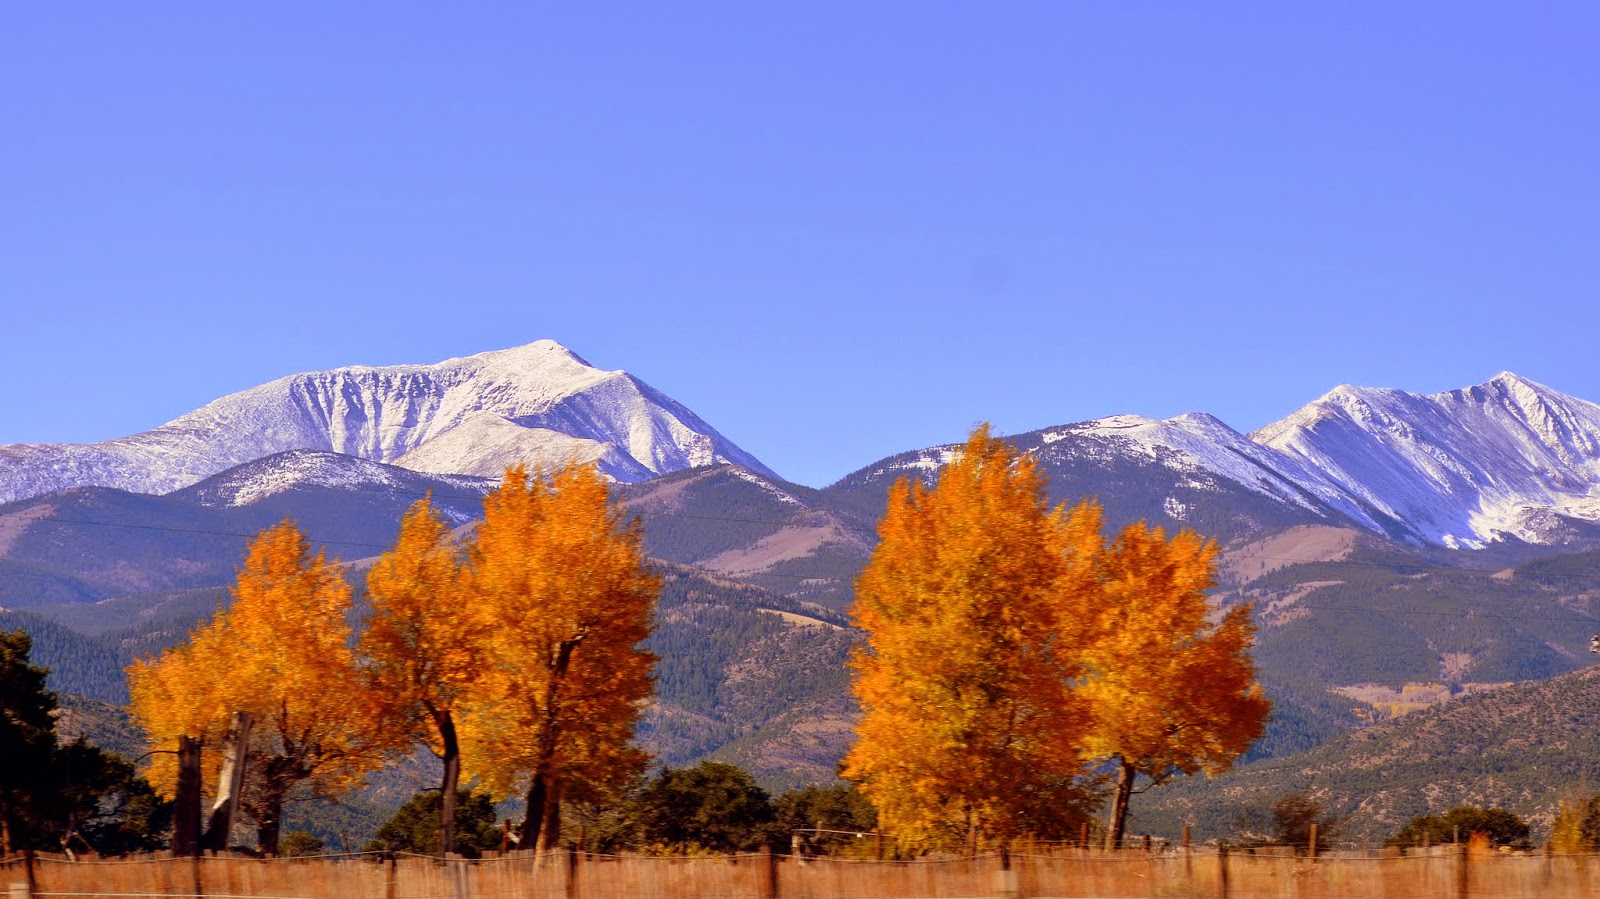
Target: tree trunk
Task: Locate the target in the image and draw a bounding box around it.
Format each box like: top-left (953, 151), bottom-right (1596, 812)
top-left (257, 812), bottom-right (283, 857)
top-left (1104, 758), bottom-right (1136, 851)
top-left (173, 736), bottom-right (204, 857)
top-left (438, 710), bottom-right (460, 856)
top-left (522, 638), bottom-right (577, 852)
top-left (537, 778), bottom-right (563, 852)
top-left (247, 765), bottom-right (292, 856)
top-left (522, 771), bottom-right (548, 850)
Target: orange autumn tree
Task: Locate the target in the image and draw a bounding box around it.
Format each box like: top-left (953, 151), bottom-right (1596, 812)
top-left (358, 496), bottom-right (484, 855)
top-left (127, 521), bottom-right (385, 854)
top-left (842, 425), bottom-right (1100, 850)
top-left (458, 462), bottom-right (658, 852)
top-left (1082, 521), bottom-right (1270, 849)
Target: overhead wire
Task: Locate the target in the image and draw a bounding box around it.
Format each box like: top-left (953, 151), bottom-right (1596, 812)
top-left (13, 500), bottom-right (1600, 627)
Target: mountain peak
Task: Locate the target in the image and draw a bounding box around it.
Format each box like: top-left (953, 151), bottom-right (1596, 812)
top-left (1484, 369), bottom-right (1536, 387)
top-left (0, 340), bottom-right (776, 505)
top-left (472, 339), bottom-right (598, 371)
top-left (1478, 370), bottom-right (1557, 400)
top-left (1256, 372), bottom-right (1600, 547)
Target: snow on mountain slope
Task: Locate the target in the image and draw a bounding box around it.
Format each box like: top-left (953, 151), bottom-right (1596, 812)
top-left (171, 451), bottom-right (495, 515)
top-left (0, 340), bottom-right (776, 505)
top-left (1035, 412), bottom-right (1384, 528)
top-left (1252, 373), bottom-right (1600, 547)
top-left (832, 373), bottom-right (1600, 549)
top-left (827, 412), bottom-right (1380, 542)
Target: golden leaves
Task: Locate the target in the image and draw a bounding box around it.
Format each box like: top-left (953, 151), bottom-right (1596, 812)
top-left (458, 463), bottom-right (659, 803)
top-left (844, 426), bottom-right (1091, 848)
top-left (843, 425), bottom-right (1271, 849)
top-left (127, 521), bottom-right (380, 802)
top-left (128, 461), bottom-right (661, 839)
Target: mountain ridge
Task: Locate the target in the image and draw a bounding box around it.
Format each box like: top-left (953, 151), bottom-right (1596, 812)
top-left (829, 372), bottom-right (1600, 550)
top-left (0, 340), bottom-right (775, 505)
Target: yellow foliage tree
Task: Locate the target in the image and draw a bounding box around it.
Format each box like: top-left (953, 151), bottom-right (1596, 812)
top-left (358, 496), bottom-right (483, 854)
top-left (458, 462), bottom-right (658, 851)
top-left (127, 521), bottom-right (384, 854)
top-left (1082, 521), bottom-right (1270, 848)
top-left (842, 426), bottom-right (1099, 850)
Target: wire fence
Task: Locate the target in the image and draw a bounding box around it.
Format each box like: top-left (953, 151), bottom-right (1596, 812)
top-left (5, 844), bottom-right (1600, 899)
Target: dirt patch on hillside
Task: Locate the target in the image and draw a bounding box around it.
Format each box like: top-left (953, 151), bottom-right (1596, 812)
top-left (1220, 525), bottom-right (1360, 585)
top-left (1257, 580), bottom-right (1345, 627)
top-left (760, 609), bottom-right (843, 630)
top-left (0, 503), bottom-right (55, 557)
top-left (1334, 680), bottom-right (1514, 724)
top-left (703, 526), bottom-right (835, 574)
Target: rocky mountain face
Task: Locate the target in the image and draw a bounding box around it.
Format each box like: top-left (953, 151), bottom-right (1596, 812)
top-left (830, 372), bottom-right (1600, 551)
top-left (1254, 373), bottom-right (1600, 548)
top-left (0, 340), bottom-right (775, 505)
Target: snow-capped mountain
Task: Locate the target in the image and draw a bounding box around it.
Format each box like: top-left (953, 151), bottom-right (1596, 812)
top-left (830, 373), bottom-right (1600, 549)
top-left (0, 340), bottom-right (776, 505)
top-left (169, 450), bottom-right (495, 519)
top-left (827, 412), bottom-right (1374, 544)
top-left (1253, 373), bottom-right (1600, 547)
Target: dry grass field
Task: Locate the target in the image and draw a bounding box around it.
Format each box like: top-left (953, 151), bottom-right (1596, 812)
top-left (5, 845), bottom-right (1600, 899)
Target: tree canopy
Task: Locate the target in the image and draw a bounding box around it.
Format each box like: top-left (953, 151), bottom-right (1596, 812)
top-left (843, 425), bottom-right (1269, 851)
top-left (365, 789), bottom-right (506, 858)
top-left (843, 425), bottom-right (1100, 850)
top-left (127, 521), bottom-right (386, 854)
top-left (457, 463), bottom-right (659, 852)
top-left (1389, 805), bottom-right (1530, 850)
top-left (1083, 520), bottom-right (1270, 847)
top-left (629, 761), bottom-right (778, 853)
top-left (359, 496), bottom-right (483, 854)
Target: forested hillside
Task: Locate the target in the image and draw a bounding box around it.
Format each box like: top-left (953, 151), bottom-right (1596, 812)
top-left (1134, 663), bottom-right (1600, 845)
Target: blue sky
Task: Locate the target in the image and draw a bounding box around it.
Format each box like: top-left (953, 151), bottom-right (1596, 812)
top-left (4, 4), bottom-right (1598, 487)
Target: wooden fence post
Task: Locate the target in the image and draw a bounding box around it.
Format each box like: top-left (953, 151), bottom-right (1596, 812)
top-left (1217, 844), bottom-right (1229, 899)
top-left (565, 846), bottom-right (579, 899)
top-left (759, 844), bottom-right (778, 899)
top-left (1182, 826), bottom-right (1192, 879)
top-left (993, 848), bottom-right (1018, 899)
top-left (384, 854), bottom-right (397, 899)
top-left (1308, 823), bottom-right (1319, 860)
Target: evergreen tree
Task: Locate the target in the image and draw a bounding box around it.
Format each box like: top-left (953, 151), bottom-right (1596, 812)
top-left (0, 629), bottom-right (58, 853)
top-left (1, 630), bottom-right (169, 855)
top-left (775, 783), bottom-right (878, 856)
top-left (366, 789), bottom-right (504, 858)
top-left (632, 762), bottom-right (777, 853)
top-left (1389, 806), bottom-right (1530, 850)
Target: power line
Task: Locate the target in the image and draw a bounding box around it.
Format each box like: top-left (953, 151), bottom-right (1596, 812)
top-left (11, 502), bottom-right (1600, 625)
